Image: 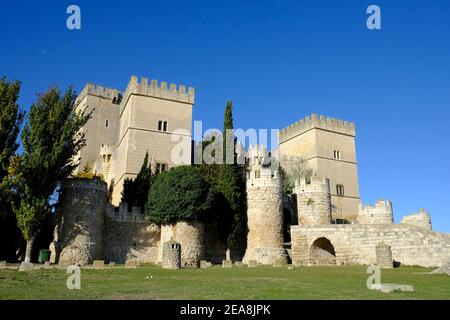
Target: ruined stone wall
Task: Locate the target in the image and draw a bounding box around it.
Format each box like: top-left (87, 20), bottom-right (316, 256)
top-left (159, 221), bottom-right (204, 267)
top-left (55, 178), bottom-right (106, 266)
top-left (294, 177), bottom-right (332, 226)
top-left (358, 200), bottom-right (393, 225)
top-left (291, 224), bottom-right (450, 267)
top-left (401, 209), bottom-right (432, 230)
top-left (243, 168), bottom-right (287, 265)
top-left (103, 220), bottom-right (160, 264)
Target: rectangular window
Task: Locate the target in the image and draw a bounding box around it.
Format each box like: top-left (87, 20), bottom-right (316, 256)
top-left (105, 120), bottom-right (109, 128)
top-left (334, 150), bottom-right (341, 160)
top-left (156, 163), bottom-right (168, 174)
top-left (158, 121), bottom-right (162, 131)
top-left (336, 184), bottom-right (344, 196)
top-left (163, 121), bottom-right (168, 132)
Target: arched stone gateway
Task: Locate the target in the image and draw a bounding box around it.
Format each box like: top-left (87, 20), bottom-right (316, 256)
top-left (309, 237), bottom-right (336, 266)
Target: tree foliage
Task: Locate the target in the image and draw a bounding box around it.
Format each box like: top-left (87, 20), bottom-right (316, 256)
top-left (0, 78), bottom-right (24, 219)
top-left (146, 166), bottom-right (213, 225)
top-left (121, 152), bottom-right (153, 212)
top-left (280, 156), bottom-right (314, 194)
top-left (11, 86), bottom-right (90, 240)
top-left (217, 101), bottom-right (246, 248)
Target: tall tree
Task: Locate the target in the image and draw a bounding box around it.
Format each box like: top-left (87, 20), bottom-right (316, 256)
top-left (217, 101), bottom-right (246, 259)
top-left (11, 86), bottom-right (90, 263)
top-left (0, 78), bottom-right (24, 217)
top-left (0, 78), bottom-right (24, 261)
top-left (134, 152), bottom-right (153, 212)
top-left (120, 152), bottom-right (153, 212)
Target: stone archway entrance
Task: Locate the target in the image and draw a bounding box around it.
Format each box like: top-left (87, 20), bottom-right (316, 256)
top-left (309, 237), bottom-right (336, 266)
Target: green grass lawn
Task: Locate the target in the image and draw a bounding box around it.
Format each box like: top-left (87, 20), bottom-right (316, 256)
top-left (0, 264), bottom-right (448, 300)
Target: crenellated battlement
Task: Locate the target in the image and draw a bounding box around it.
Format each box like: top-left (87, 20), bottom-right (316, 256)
top-left (279, 113), bottom-right (356, 142)
top-left (358, 200), bottom-right (393, 225)
top-left (401, 209), bottom-right (432, 230)
top-left (121, 75), bottom-right (195, 105)
top-left (247, 167), bottom-right (281, 189)
top-left (77, 83), bottom-right (122, 103)
top-left (295, 176), bottom-right (331, 194)
top-left (106, 202), bottom-right (149, 223)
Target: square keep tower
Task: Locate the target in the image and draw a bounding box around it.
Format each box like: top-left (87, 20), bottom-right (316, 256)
top-left (279, 113), bottom-right (360, 222)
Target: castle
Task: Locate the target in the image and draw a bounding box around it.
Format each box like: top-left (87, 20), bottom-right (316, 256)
top-left (50, 75), bottom-right (450, 268)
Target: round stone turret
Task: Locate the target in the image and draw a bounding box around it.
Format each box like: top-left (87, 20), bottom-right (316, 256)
top-left (400, 209), bottom-right (432, 230)
top-left (55, 178), bottom-right (107, 266)
top-left (159, 220), bottom-right (204, 268)
top-left (358, 200), bottom-right (393, 225)
top-left (243, 167), bottom-right (288, 265)
top-left (294, 177), bottom-right (332, 226)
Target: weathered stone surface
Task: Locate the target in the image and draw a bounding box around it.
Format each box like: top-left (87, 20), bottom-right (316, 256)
top-left (0, 261), bottom-right (6, 268)
top-left (58, 261), bottom-right (72, 269)
top-left (159, 221), bottom-right (204, 268)
top-left (291, 224), bottom-right (450, 267)
top-left (162, 240), bottom-right (181, 269)
top-left (376, 242), bottom-right (393, 269)
top-left (287, 265), bottom-right (295, 270)
top-left (109, 262), bottom-right (116, 267)
top-left (243, 166), bottom-right (288, 265)
top-left (200, 260), bottom-right (209, 269)
top-left (295, 177), bottom-right (332, 226)
top-left (18, 262), bottom-right (33, 272)
top-left (43, 262), bottom-right (51, 269)
top-left (430, 263), bottom-right (450, 275)
top-left (56, 179), bottom-right (106, 266)
top-left (222, 260), bottom-right (233, 268)
top-left (248, 260), bottom-right (258, 268)
top-left (125, 259), bottom-right (137, 268)
top-left (234, 262), bottom-right (243, 267)
top-left (400, 209), bottom-right (432, 230)
top-left (358, 201), bottom-right (393, 225)
top-left (103, 212), bottom-right (160, 264)
top-left (369, 284), bottom-right (415, 293)
top-left (93, 260), bottom-right (105, 269)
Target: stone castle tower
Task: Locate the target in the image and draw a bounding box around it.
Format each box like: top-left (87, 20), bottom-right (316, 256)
top-left (279, 113), bottom-right (360, 222)
top-left (243, 145), bottom-right (288, 265)
top-left (75, 76), bottom-right (195, 205)
top-left (294, 176), bottom-right (332, 226)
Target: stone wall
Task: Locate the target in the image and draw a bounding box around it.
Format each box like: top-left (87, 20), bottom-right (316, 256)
top-left (294, 177), bottom-right (332, 226)
top-left (401, 209), bottom-right (432, 230)
top-left (103, 220), bottom-right (160, 264)
top-left (55, 178), bottom-right (106, 266)
top-left (243, 168), bottom-right (287, 265)
top-left (159, 221), bottom-right (204, 267)
top-left (291, 224), bottom-right (450, 267)
top-left (358, 200), bottom-right (393, 225)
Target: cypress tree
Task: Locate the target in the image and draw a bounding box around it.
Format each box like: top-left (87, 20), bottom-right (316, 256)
top-left (217, 101), bottom-right (246, 258)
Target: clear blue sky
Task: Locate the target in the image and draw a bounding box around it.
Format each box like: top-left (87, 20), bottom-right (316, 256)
top-left (1, 0), bottom-right (449, 232)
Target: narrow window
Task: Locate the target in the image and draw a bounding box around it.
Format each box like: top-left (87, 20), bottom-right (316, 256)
top-left (105, 120), bottom-right (109, 128)
top-left (163, 121), bottom-right (168, 132)
top-left (158, 121), bottom-right (162, 131)
top-left (334, 150), bottom-right (341, 160)
top-left (336, 184), bottom-right (344, 196)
